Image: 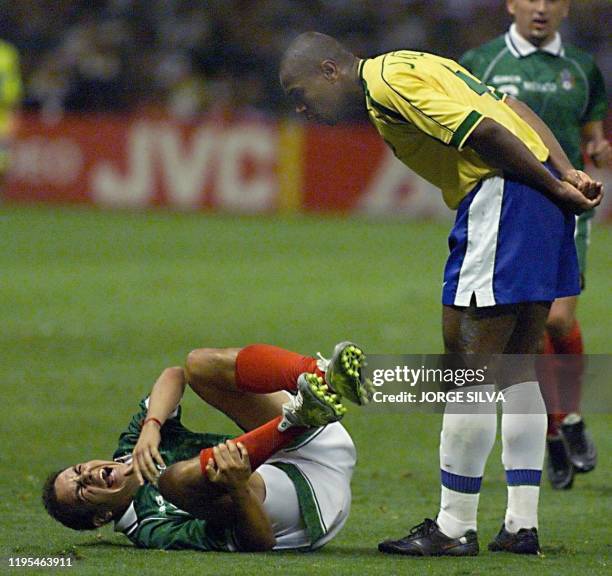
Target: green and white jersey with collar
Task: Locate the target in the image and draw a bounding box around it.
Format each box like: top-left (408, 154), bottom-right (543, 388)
top-left (112, 396), bottom-right (235, 550)
top-left (460, 23), bottom-right (607, 170)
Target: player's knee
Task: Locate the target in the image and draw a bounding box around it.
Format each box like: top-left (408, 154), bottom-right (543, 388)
top-left (157, 465), bottom-right (177, 497)
top-left (161, 366), bottom-right (185, 380)
top-left (158, 460), bottom-right (198, 505)
top-left (185, 348), bottom-right (223, 381)
top-left (546, 311), bottom-right (575, 339)
top-left (158, 466), bottom-right (183, 508)
top-left (443, 332), bottom-right (460, 354)
top-left (185, 347), bottom-right (238, 392)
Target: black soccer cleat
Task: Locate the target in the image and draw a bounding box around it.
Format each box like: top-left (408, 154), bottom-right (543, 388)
top-left (488, 524), bottom-right (540, 555)
top-left (378, 518), bottom-right (479, 556)
top-left (546, 435), bottom-right (574, 490)
top-left (561, 415), bottom-right (597, 473)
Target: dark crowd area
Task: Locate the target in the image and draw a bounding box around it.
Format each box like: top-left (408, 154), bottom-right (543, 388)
top-left (1, 0), bottom-right (609, 119)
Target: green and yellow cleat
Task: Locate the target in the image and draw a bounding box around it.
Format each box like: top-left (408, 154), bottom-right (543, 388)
top-left (317, 341), bottom-right (373, 405)
top-left (278, 373), bottom-right (347, 431)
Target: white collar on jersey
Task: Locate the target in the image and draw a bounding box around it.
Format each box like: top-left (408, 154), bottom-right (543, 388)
top-left (114, 502), bottom-right (138, 533)
top-left (505, 23), bottom-right (564, 58)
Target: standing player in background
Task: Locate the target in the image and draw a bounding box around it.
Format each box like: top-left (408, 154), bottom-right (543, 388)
top-left (0, 39), bottom-right (22, 193)
top-left (280, 31), bottom-right (602, 557)
top-left (460, 0), bottom-right (610, 490)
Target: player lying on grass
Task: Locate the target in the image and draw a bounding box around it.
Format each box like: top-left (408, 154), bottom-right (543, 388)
top-left (43, 342), bottom-right (372, 551)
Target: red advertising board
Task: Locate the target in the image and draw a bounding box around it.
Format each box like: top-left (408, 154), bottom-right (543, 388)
top-left (5, 113), bottom-right (612, 221)
top-left (6, 114), bottom-right (282, 213)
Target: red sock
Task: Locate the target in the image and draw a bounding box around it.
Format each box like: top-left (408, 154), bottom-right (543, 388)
top-left (542, 321), bottom-right (585, 435)
top-left (550, 321), bottom-right (584, 416)
top-left (550, 321), bottom-right (583, 355)
top-left (235, 344), bottom-right (322, 393)
top-left (199, 416), bottom-right (305, 474)
top-left (547, 413), bottom-right (566, 437)
top-left (539, 333), bottom-right (563, 434)
top-left (543, 331), bottom-right (555, 355)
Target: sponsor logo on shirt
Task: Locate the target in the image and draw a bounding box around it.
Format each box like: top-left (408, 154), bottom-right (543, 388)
top-left (492, 75), bottom-right (521, 83)
top-left (559, 69), bottom-right (575, 91)
top-left (155, 495), bottom-right (167, 514)
top-left (498, 84), bottom-right (520, 97)
top-left (522, 81), bottom-right (557, 93)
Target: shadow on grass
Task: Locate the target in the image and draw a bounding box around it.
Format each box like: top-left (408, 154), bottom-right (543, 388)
top-left (78, 539), bottom-right (133, 550)
top-left (71, 541), bottom-right (384, 558)
top-left (275, 545), bottom-right (382, 558)
top-left (59, 538), bottom-right (575, 562)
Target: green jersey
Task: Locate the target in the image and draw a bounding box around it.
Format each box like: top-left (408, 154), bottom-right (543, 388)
top-left (112, 397), bottom-right (235, 550)
top-left (460, 25), bottom-right (608, 170)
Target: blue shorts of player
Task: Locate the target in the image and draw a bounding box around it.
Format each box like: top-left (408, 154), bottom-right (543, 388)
top-left (442, 166), bottom-right (580, 307)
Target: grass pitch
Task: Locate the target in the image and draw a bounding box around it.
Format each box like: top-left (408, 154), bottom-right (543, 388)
top-left (1, 205), bottom-right (610, 575)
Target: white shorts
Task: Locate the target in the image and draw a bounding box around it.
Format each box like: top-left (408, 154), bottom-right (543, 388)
top-left (258, 422), bottom-right (356, 551)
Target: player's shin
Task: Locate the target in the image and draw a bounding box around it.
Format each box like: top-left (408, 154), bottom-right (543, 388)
top-left (159, 417), bottom-right (306, 518)
top-left (157, 458), bottom-right (231, 518)
top-left (501, 382), bottom-right (547, 533)
top-left (437, 385), bottom-right (497, 538)
top-left (548, 321), bottom-right (585, 418)
top-left (199, 416), bottom-right (305, 474)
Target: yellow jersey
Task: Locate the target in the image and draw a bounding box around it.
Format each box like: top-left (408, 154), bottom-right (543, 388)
top-left (359, 51), bottom-right (549, 208)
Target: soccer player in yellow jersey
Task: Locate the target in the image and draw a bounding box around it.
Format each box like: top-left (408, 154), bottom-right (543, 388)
top-left (0, 39), bottom-right (22, 191)
top-left (280, 32), bottom-right (602, 557)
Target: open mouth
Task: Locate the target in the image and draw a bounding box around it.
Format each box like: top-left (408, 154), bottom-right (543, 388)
top-left (101, 467), bottom-right (115, 488)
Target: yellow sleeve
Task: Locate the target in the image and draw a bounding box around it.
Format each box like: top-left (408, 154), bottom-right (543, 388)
top-left (374, 66), bottom-right (484, 150)
top-left (0, 44), bottom-right (23, 108)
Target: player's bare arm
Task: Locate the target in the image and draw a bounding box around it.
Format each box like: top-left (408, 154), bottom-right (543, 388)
top-left (465, 117), bottom-right (602, 213)
top-left (505, 96), bottom-right (573, 174)
top-left (132, 366), bottom-right (187, 485)
top-left (505, 96), bottom-right (603, 197)
top-left (582, 120), bottom-right (612, 169)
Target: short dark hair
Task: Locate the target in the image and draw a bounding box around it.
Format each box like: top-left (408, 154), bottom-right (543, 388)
top-left (42, 469), bottom-right (98, 531)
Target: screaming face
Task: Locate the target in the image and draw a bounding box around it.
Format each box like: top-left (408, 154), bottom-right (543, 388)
top-left (54, 460), bottom-right (137, 527)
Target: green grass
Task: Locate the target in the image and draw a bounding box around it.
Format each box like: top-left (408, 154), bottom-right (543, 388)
top-left (1, 205), bottom-right (610, 575)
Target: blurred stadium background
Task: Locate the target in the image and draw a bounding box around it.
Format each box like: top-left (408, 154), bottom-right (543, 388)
top-left (1, 0), bottom-right (611, 216)
top-left (1, 2), bottom-right (610, 575)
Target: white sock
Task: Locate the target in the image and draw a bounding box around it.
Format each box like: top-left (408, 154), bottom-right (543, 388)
top-left (505, 486), bottom-right (540, 533)
top-left (437, 385), bottom-right (497, 538)
top-left (438, 487), bottom-right (481, 538)
top-left (501, 381), bottom-right (547, 533)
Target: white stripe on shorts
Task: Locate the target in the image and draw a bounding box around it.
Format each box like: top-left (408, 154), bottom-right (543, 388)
top-left (454, 176), bottom-right (504, 307)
